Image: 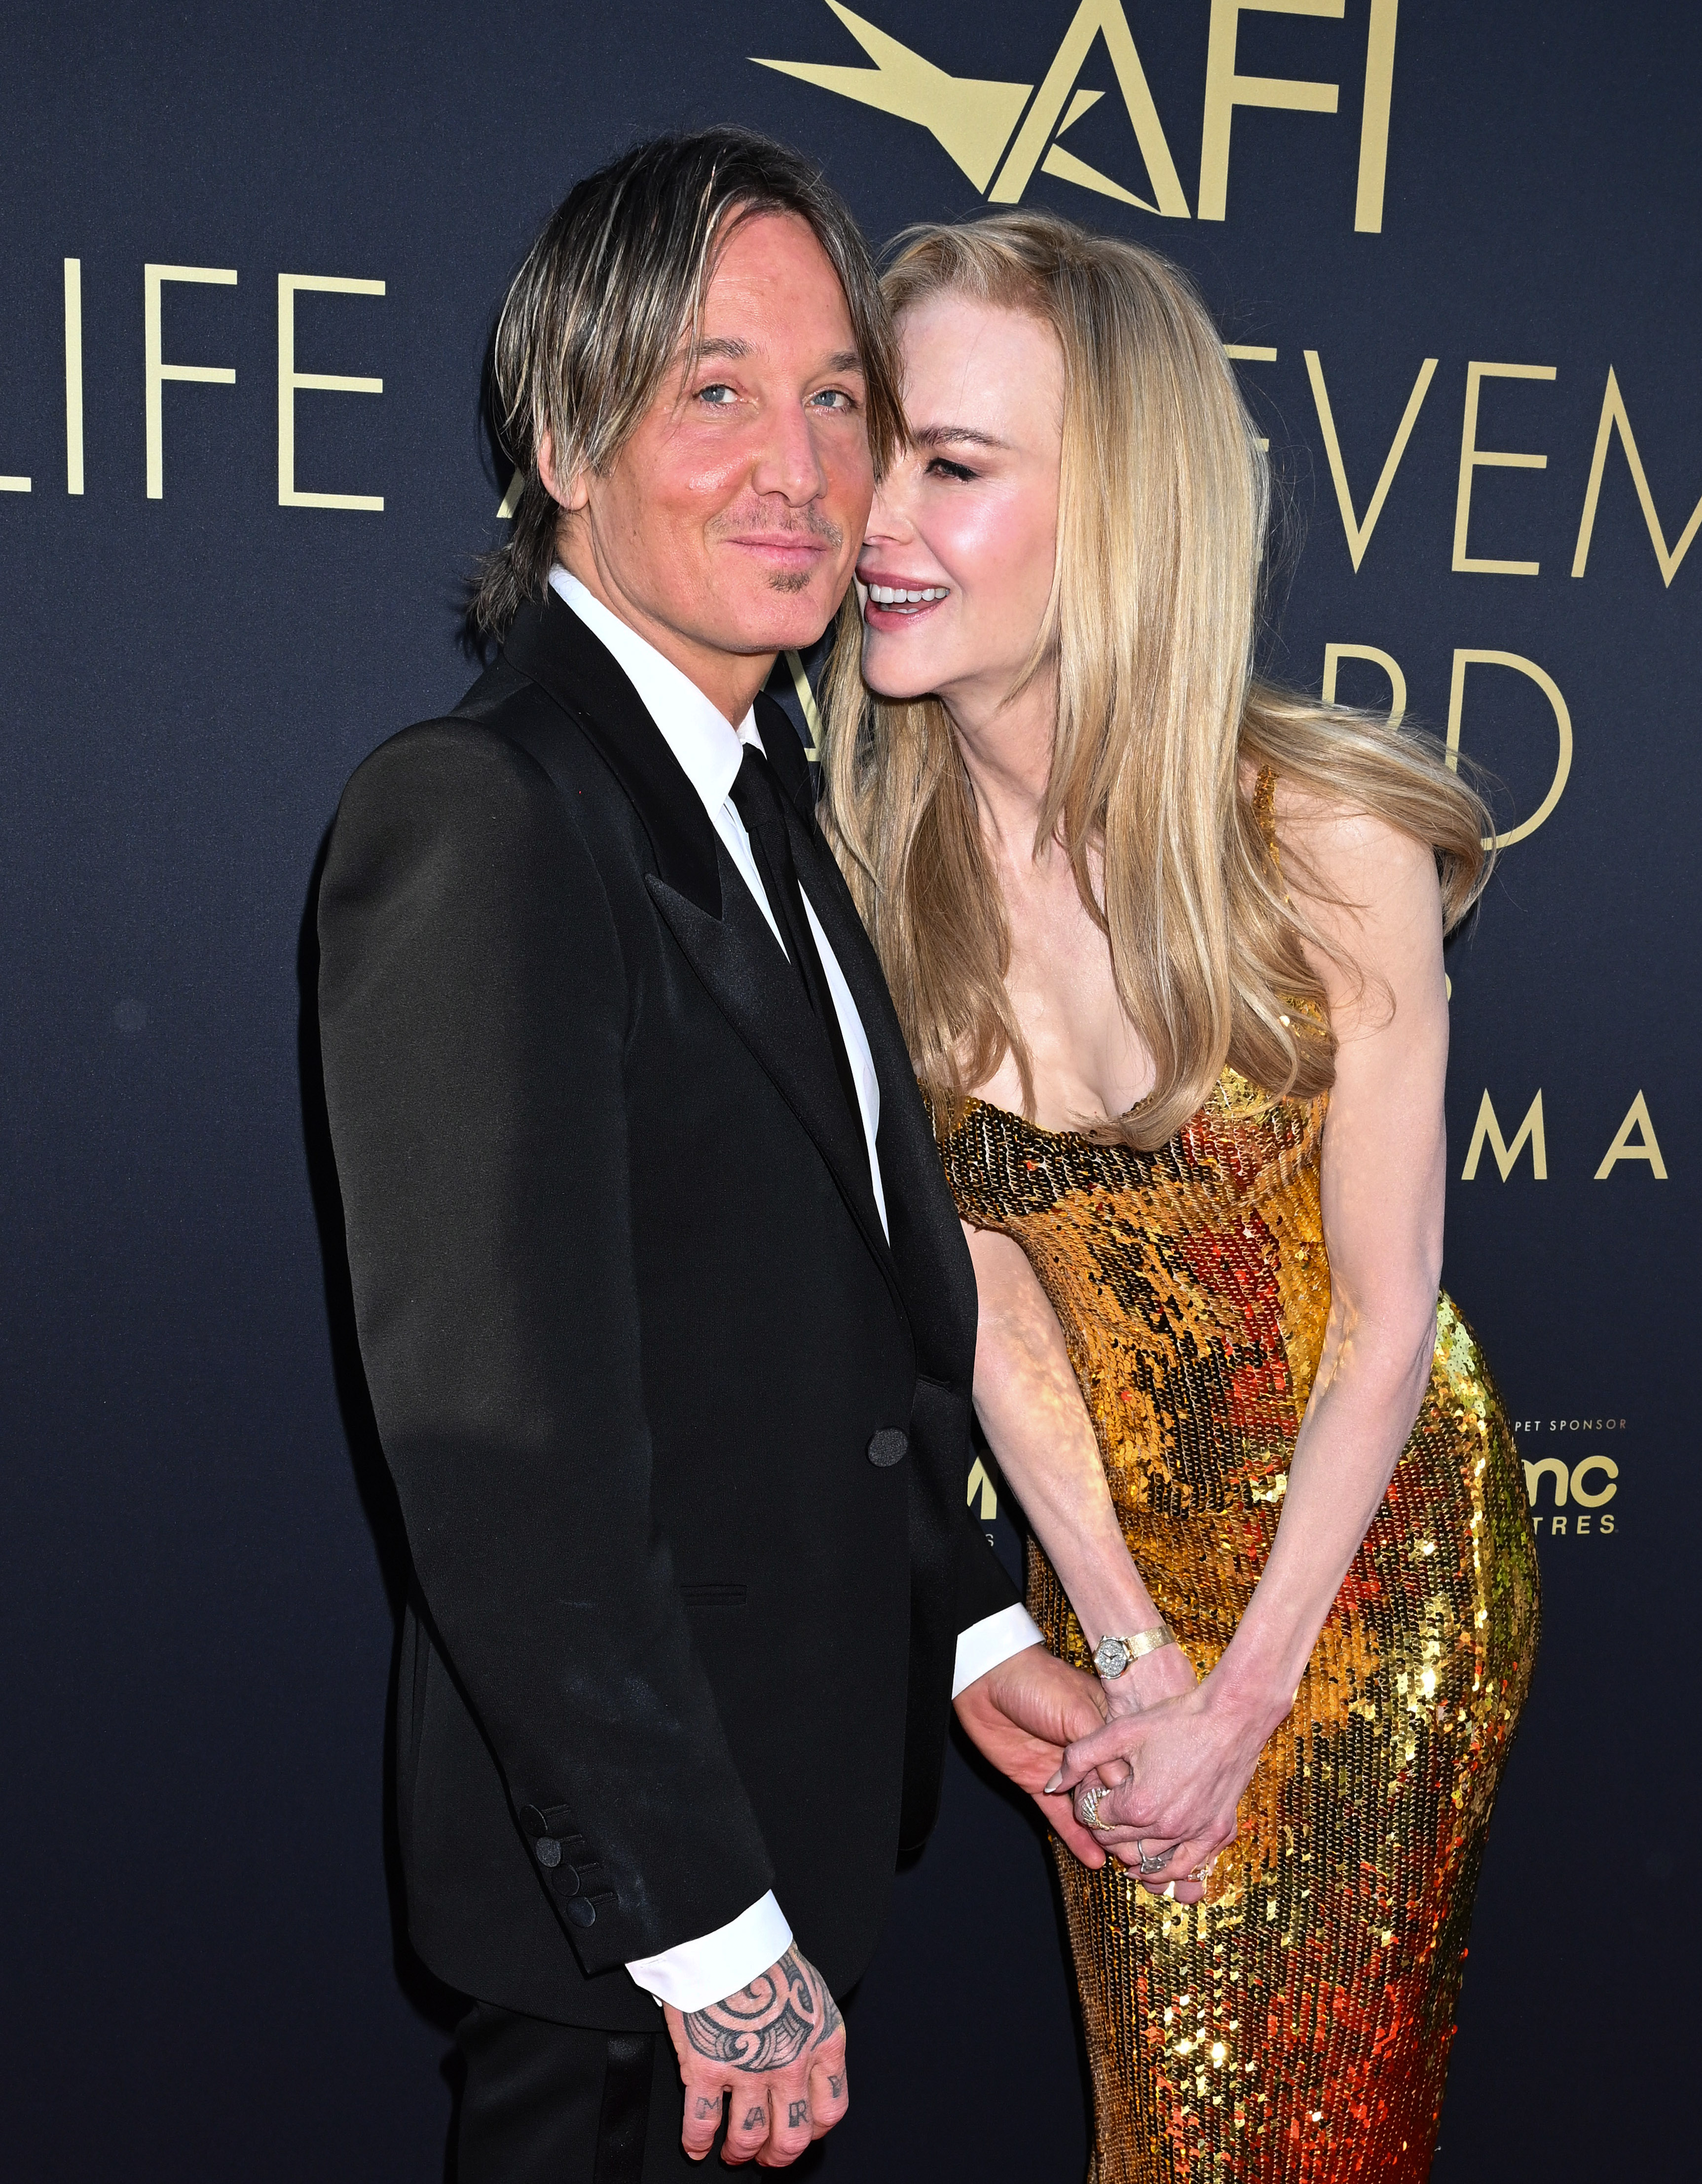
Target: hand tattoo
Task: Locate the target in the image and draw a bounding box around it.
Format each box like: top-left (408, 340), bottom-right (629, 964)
top-left (684, 1947), bottom-right (826, 2073)
top-left (788, 2100), bottom-right (809, 2128)
top-left (742, 2106), bottom-right (766, 2130)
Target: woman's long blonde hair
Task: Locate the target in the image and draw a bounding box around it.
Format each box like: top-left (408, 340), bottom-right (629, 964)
top-left (819, 211), bottom-right (1490, 1150)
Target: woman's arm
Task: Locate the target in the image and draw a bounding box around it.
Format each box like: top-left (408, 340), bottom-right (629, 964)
top-left (1051, 799), bottom-right (1451, 1882)
top-left (966, 1222), bottom-right (1197, 1713)
top-left (1210, 799), bottom-right (1449, 1724)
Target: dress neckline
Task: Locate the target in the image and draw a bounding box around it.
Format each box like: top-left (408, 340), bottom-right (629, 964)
top-left (950, 1090), bottom-right (1153, 1147)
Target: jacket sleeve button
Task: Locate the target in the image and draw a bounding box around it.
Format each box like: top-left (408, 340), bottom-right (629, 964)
top-left (565, 1896), bottom-right (597, 1928)
top-left (534, 1837), bottom-right (562, 1868)
top-left (867, 1428), bottom-right (909, 1467)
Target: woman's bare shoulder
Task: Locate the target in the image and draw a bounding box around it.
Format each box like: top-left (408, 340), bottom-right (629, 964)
top-left (1238, 760), bottom-right (1432, 910)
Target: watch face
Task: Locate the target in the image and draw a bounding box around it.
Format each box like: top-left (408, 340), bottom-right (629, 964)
top-left (1095, 1635), bottom-right (1131, 1678)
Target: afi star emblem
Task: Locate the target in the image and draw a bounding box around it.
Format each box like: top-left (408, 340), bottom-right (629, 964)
top-left (753, 0), bottom-right (1402, 232)
top-left (754, 0), bottom-right (1188, 213)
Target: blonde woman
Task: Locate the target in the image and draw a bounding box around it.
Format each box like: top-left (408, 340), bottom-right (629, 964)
top-left (821, 212), bottom-right (1540, 2183)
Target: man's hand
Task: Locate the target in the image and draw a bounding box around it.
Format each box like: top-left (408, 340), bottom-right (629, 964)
top-left (954, 1642), bottom-right (1111, 1867)
top-left (663, 1945), bottom-right (847, 2167)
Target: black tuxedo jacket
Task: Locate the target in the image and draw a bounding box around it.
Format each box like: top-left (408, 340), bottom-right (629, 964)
top-left (317, 592), bottom-right (1017, 2029)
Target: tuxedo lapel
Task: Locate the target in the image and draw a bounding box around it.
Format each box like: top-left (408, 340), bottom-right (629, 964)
top-left (646, 859), bottom-right (899, 1305)
top-left (503, 593), bottom-right (721, 916)
top-left (503, 597), bottom-right (901, 1308)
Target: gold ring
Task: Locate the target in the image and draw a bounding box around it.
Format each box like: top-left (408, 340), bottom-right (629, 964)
top-left (1079, 1785), bottom-right (1116, 1832)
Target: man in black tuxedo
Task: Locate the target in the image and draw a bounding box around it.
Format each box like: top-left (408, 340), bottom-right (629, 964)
top-left (318, 129), bottom-right (1106, 2180)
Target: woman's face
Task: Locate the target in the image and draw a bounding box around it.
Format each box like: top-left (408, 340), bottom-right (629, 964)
top-left (857, 292), bottom-right (1064, 723)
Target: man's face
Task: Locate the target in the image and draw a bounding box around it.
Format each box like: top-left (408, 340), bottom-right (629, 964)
top-left (555, 211), bottom-right (873, 718)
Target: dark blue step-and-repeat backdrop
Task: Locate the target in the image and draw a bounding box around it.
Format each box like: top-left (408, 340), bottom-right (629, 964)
top-left (4, 4), bottom-right (1695, 2177)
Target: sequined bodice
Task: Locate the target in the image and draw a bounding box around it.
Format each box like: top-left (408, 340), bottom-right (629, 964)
top-left (935, 1072), bottom-right (1333, 1659)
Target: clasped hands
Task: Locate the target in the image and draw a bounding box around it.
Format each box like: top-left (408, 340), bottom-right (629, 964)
top-left (959, 1642), bottom-right (1261, 1905)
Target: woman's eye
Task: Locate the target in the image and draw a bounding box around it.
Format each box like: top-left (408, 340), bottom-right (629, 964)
top-left (927, 457), bottom-right (976, 482)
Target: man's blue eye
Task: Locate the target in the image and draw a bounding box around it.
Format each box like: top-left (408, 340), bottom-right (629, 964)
top-left (699, 383), bottom-right (736, 405)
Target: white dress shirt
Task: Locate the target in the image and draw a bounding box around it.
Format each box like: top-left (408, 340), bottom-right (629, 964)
top-left (550, 569), bottom-right (1043, 2012)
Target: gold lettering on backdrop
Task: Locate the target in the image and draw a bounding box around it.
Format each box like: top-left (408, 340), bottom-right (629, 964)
top-left (1322, 642), bottom-right (1406, 727)
top-left (989, 0), bottom-right (1189, 213)
top-left (144, 264), bottom-right (238, 500)
top-left (1461, 1089), bottom-right (1547, 1181)
top-left (1445, 650), bottom-right (1572, 848)
top-left (1199, 0), bottom-right (1344, 225)
top-left (1452, 362), bottom-right (1556, 575)
top-left (63, 259), bottom-right (84, 496)
top-left (966, 1457), bottom-right (999, 1521)
top-left (1303, 350), bottom-right (1436, 570)
top-left (1521, 1455), bottom-right (1568, 1507)
top-left (755, 3), bottom-right (1032, 195)
top-left (1223, 345), bottom-right (1276, 450)
top-left (1594, 1092), bottom-right (1667, 1180)
top-left (1354, 0), bottom-right (1400, 234)
top-left (277, 275), bottom-right (385, 512)
top-left (1569, 1455), bottom-right (1618, 1508)
top-left (1570, 366), bottom-right (1702, 587)
top-left (756, 4), bottom-right (1396, 228)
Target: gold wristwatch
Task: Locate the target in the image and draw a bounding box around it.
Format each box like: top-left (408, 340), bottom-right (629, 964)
top-left (1091, 1625), bottom-right (1177, 1679)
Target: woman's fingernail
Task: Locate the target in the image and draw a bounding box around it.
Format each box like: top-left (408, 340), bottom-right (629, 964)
top-left (1043, 1771), bottom-right (1063, 1794)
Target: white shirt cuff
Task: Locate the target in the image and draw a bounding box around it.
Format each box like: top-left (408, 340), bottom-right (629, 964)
top-left (625, 1890), bottom-right (793, 2014)
top-left (951, 1603), bottom-right (1047, 1698)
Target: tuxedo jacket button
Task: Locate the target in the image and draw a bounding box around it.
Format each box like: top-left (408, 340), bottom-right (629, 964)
top-left (867, 1428), bottom-right (908, 1467)
top-left (534, 1837), bottom-right (562, 1868)
top-left (565, 1896), bottom-right (597, 1928)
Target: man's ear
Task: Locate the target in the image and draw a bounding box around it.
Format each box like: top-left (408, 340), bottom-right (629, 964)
top-left (537, 430), bottom-right (590, 513)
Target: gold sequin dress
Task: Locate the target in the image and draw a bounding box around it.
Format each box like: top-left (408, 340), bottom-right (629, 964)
top-left (930, 1000), bottom-right (1539, 2180)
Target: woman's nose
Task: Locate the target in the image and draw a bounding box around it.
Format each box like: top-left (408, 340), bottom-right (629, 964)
top-left (864, 475), bottom-right (914, 544)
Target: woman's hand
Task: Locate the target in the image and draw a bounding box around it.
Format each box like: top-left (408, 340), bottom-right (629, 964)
top-left (1048, 1674), bottom-right (1274, 1900)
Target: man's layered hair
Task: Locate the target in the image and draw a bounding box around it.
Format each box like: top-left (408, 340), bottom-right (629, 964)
top-left (473, 127), bottom-right (903, 639)
top-left (821, 212), bottom-right (1493, 1149)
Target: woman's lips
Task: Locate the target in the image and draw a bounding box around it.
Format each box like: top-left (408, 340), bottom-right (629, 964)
top-left (860, 576), bottom-right (951, 621)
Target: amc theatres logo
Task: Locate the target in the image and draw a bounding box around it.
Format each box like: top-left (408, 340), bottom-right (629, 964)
top-left (1519, 1449), bottom-right (1619, 1540)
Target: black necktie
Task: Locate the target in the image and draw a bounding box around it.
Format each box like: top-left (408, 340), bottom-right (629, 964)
top-left (728, 746), bottom-right (865, 1141)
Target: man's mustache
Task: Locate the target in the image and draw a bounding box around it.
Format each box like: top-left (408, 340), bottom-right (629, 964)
top-left (709, 503), bottom-right (845, 549)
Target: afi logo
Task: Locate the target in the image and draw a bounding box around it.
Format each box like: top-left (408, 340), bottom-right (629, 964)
top-left (755, 0), bottom-right (1400, 229)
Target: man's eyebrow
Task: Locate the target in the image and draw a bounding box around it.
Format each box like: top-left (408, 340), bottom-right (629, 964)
top-left (824, 349), bottom-right (864, 374)
top-left (913, 424), bottom-right (1008, 451)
